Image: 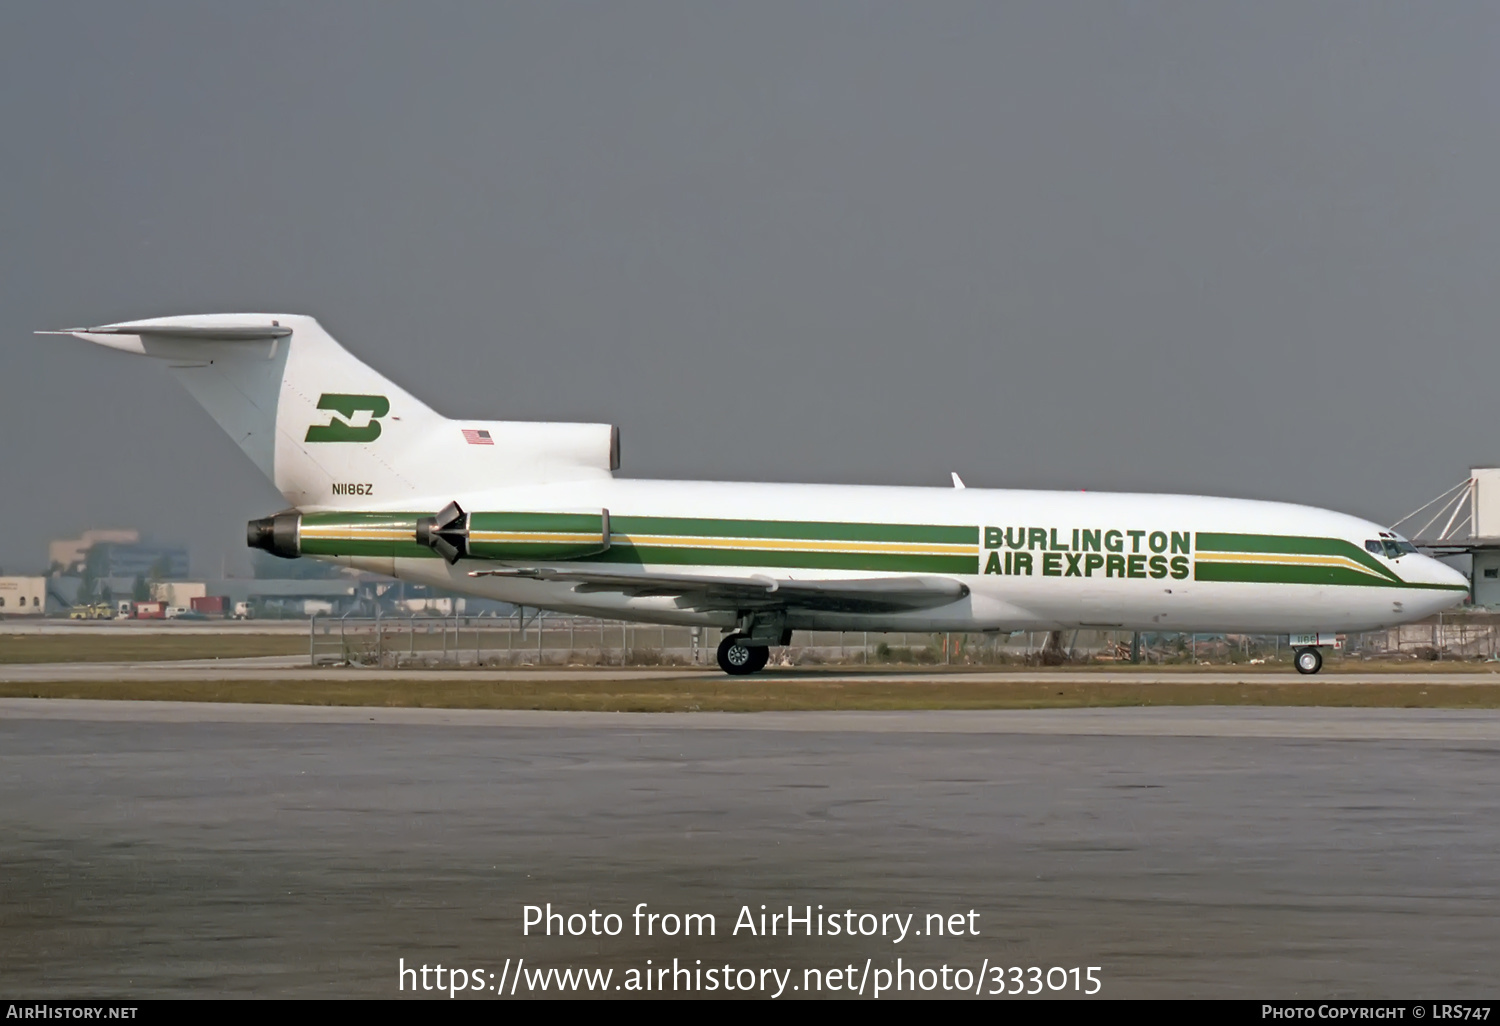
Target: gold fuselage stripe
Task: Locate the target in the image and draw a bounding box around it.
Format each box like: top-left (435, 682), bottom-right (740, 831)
top-left (1195, 550), bottom-right (1387, 578)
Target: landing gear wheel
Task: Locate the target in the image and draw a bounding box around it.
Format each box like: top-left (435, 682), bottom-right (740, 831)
top-left (746, 645), bottom-right (769, 673)
top-left (717, 634), bottom-right (769, 676)
top-left (1294, 647), bottom-right (1323, 675)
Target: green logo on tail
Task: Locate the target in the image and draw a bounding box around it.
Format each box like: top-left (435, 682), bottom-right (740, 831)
top-left (305, 394), bottom-right (390, 443)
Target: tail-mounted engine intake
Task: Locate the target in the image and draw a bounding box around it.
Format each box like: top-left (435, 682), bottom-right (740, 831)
top-left (246, 511), bottom-right (301, 559)
top-left (416, 501), bottom-right (470, 564)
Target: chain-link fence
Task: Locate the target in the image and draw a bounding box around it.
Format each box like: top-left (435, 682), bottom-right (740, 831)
top-left (308, 612), bottom-right (1500, 668)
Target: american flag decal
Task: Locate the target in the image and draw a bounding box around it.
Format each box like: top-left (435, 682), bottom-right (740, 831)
top-left (462, 428), bottom-right (494, 445)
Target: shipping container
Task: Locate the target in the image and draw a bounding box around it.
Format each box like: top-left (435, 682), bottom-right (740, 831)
top-left (190, 595), bottom-right (229, 616)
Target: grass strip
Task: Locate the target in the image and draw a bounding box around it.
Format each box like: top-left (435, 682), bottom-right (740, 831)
top-left (0, 636), bottom-right (310, 663)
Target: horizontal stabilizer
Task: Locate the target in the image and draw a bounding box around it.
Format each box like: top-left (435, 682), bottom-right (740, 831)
top-left (71, 323), bottom-right (292, 341)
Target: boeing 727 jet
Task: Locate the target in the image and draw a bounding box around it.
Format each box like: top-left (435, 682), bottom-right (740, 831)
top-left (46, 314), bottom-right (1469, 675)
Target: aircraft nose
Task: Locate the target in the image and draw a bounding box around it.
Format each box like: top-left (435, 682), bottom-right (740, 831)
top-left (1416, 555), bottom-right (1470, 599)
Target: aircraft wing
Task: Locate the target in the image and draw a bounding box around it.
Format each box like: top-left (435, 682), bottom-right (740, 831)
top-left (468, 568), bottom-right (968, 614)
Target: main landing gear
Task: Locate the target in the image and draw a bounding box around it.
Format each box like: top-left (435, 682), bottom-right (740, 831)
top-left (716, 613), bottom-right (789, 675)
top-left (717, 634), bottom-right (770, 676)
top-left (1294, 647), bottom-right (1323, 675)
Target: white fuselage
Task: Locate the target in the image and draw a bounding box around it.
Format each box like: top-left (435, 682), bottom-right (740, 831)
top-left (328, 478), bottom-right (1469, 635)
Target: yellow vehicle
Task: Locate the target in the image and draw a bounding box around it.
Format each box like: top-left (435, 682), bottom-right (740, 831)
top-left (67, 604), bottom-right (114, 620)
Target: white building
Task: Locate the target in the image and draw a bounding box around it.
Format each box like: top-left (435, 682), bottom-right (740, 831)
top-left (151, 581), bottom-right (208, 607)
top-left (1469, 468), bottom-right (1500, 608)
top-left (0, 577), bottom-right (47, 615)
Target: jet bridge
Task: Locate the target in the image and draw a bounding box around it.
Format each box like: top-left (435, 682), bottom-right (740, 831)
top-left (1390, 467), bottom-right (1500, 606)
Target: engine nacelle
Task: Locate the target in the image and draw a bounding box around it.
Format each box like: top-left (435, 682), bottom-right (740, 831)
top-left (246, 508), bottom-right (610, 562)
top-left (246, 512), bottom-right (301, 559)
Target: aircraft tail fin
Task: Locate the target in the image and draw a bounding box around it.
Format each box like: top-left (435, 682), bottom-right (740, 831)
top-left (48, 314), bottom-right (617, 509)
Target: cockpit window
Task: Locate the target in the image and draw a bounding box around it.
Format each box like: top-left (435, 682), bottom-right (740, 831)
top-left (1365, 540), bottom-right (1383, 555)
top-left (1367, 539), bottom-right (1418, 558)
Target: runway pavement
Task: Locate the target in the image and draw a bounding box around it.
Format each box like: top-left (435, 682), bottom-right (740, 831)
top-left (1, 700), bottom-right (1497, 998)
top-left (7, 698), bottom-right (1500, 739)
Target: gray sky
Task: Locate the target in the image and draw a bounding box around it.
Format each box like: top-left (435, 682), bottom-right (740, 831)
top-left (3, 3), bottom-right (1499, 575)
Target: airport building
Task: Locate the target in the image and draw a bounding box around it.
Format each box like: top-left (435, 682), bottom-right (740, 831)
top-left (17, 561), bottom-right (502, 619)
top-left (1468, 468), bottom-right (1500, 607)
top-left (202, 577), bottom-right (359, 616)
top-left (0, 576), bottom-right (47, 615)
top-left (70, 577), bottom-right (364, 618)
top-left (89, 542), bottom-right (190, 580)
top-left (49, 529), bottom-right (190, 580)
top-left (47, 529), bottom-right (140, 573)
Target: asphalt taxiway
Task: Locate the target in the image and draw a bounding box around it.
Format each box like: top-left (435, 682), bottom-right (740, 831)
top-left (2, 700), bottom-right (1496, 998)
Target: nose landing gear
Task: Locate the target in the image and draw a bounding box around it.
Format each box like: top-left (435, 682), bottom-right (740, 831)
top-left (1294, 646), bottom-right (1323, 675)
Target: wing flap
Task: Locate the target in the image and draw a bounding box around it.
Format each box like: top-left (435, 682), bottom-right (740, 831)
top-left (469, 567), bottom-right (968, 614)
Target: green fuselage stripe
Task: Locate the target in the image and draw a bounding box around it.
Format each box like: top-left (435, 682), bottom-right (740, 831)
top-left (469, 512), bottom-right (606, 532)
top-left (293, 516), bottom-right (1461, 590)
top-left (1195, 532), bottom-right (1401, 583)
top-left (296, 512), bottom-right (978, 572)
top-left (1197, 562), bottom-right (1388, 589)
